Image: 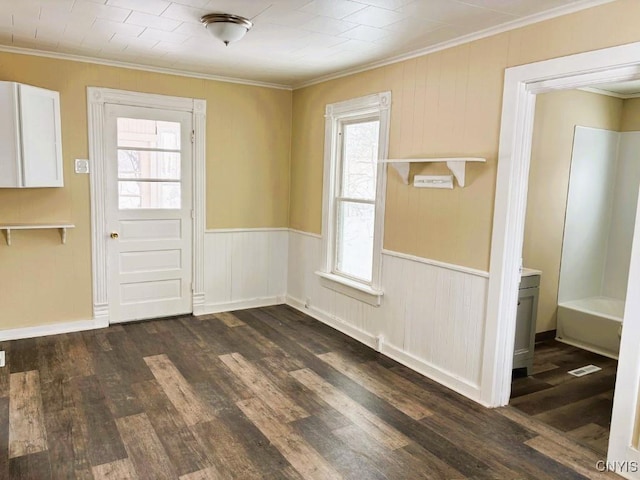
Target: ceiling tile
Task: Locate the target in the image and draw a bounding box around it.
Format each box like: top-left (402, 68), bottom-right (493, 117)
top-left (71, 1), bottom-right (132, 22)
top-left (204, 0), bottom-right (273, 19)
top-left (92, 18), bottom-right (146, 37)
top-left (349, 0), bottom-right (413, 9)
top-left (139, 27), bottom-right (189, 43)
top-left (254, 8), bottom-right (318, 27)
top-left (161, 3), bottom-right (209, 23)
top-left (126, 11), bottom-right (181, 31)
top-left (110, 32), bottom-right (160, 48)
top-left (342, 5), bottom-right (408, 27)
top-left (340, 24), bottom-right (390, 42)
top-left (301, 15), bottom-right (357, 35)
top-left (300, 0), bottom-right (368, 20)
top-left (171, 0), bottom-right (210, 8)
top-left (106, 0), bottom-right (170, 16)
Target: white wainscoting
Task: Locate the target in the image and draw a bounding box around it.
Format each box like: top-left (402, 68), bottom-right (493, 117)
top-left (287, 229), bottom-right (489, 403)
top-left (198, 228), bottom-right (289, 315)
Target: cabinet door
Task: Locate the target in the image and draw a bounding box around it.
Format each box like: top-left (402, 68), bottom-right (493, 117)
top-left (0, 83), bottom-right (21, 187)
top-left (19, 85), bottom-right (63, 187)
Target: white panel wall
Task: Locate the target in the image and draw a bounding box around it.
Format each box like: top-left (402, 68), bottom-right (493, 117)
top-left (287, 230), bottom-right (488, 402)
top-left (200, 229), bottom-right (288, 314)
top-left (559, 126), bottom-right (620, 303)
top-left (604, 132), bottom-right (640, 300)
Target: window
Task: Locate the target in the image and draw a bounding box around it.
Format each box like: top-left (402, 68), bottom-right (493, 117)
top-left (116, 117), bottom-right (182, 209)
top-left (317, 92), bottom-right (391, 306)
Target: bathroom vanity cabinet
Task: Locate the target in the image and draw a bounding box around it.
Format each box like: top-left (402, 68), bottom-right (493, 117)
top-left (513, 271), bottom-right (541, 375)
top-left (0, 81), bottom-right (63, 188)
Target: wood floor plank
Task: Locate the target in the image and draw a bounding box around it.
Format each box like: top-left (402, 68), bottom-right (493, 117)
top-left (236, 397), bottom-right (342, 480)
top-left (92, 458), bottom-right (139, 479)
top-left (132, 379), bottom-right (213, 476)
top-left (290, 368), bottom-right (410, 450)
top-left (8, 450), bottom-right (52, 479)
top-left (179, 465), bottom-right (223, 479)
top-left (318, 351), bottom-right (432, 420)
top-left (214, 312), bottom-right (245, 328)
top-left (569, 424), bottom-right (610, 456)
top-left (190, 418), bottom-right (263, 480)
top-left (71, 375), bottom-right (128, 468)
top-left (115, 413), bottom-right (178, 480)
top-left (219, 352), bottom-right (308, 423)
top-left (0, 397), bottom-right (10, 478)
top-left (144, 354), bottom-right (215, 426)
top-left (525, 435), bottom-right (617, 480)
top-left (9, 370), bottom-right (47, 458)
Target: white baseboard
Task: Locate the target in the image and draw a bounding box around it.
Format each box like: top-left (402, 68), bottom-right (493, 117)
top-left (286, 294), bottom-right (484, 405)
top-left (194, 296), bottom-right (286, 315)
top-left (379, 341), bottom-right (484, 405)
top-left (0, 317), bottom-right (109, 342)
top-left (286, 295), bottom-right (378, 350)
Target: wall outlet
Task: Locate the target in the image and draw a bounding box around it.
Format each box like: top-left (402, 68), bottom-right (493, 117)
top-left (0, 351), bottom-right (5, 368)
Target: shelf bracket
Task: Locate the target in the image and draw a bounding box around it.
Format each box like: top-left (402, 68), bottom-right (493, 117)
top-left (446, 160), bottom-right (467, 187)
top-left (389, 162), bottom-right (410, 185)
top-left (60, 227), bottom-right (67, 245)
top-left (3, 228), bottom-right (11, 246)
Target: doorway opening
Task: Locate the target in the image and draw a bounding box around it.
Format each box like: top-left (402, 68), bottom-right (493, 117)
top-left (483, 42), bottom-right (640, 468)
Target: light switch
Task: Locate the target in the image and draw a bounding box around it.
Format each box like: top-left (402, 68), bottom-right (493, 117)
top-left (75, 159), bottom-right (89, 174)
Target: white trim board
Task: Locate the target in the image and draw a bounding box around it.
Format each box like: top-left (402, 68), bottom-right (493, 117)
top-left (0, 45), bottom-right (291, 91)
top-left (0, 318), bottom-right (108, 342)
top-left (194, 296), bottom-right (286, 316)
top-left (87, 87), bottom-right (207, 323)
top-left (484, 40), bottom-right (640, 477)
top-left (206, 227), bottom-right (289, 234)
top-left (381, 249), bottom-right (489, 278)
top-left (286, 295), bottom-right (484, 404)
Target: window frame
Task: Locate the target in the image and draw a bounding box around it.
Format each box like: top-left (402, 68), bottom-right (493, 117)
top-left (317, 92), bottom-right (391, 306)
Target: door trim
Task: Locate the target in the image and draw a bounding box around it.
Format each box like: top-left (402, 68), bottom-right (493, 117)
top-left (87, 87), bottom-right (207, 323)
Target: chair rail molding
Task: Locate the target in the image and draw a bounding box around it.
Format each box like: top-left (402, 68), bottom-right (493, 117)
top-left (87, 87), bottom-right (206, 323)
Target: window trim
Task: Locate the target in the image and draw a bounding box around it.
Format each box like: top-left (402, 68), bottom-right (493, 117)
top-left (316, 91), bottom-right (391, 307)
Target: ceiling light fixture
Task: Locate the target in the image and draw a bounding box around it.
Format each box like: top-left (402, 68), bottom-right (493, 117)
top-left (200, 13), bottom-right (253, 46)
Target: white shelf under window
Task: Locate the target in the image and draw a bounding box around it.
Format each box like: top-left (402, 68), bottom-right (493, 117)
top-left (381, 157), bottom-right (486, 187)
top-left (0, 224), bottom-right (75, 245)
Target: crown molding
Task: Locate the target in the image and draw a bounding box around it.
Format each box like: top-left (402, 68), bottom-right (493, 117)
top-left (0, 45), bottom-right (292, 91)
top-left (292, 0), bottom-right (618, 90)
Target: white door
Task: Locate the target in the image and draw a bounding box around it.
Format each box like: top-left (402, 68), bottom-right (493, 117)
top-left (609, 187), bottom-right (640, 477)
top-left (105, 104), bottom-right (193, 323)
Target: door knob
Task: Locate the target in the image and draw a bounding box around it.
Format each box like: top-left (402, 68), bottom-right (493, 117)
top-left (110, 232), bottom-right (119, 239)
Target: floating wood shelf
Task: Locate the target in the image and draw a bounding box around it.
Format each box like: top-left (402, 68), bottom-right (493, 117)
top-left (382, 157), bottom-right (486, 187)
top-left (0, 224), bottom-right (75, 245)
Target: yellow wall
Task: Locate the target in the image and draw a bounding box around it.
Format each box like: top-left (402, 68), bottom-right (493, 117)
top-left (0, 52), bottom-right (291, 329)
top-left (621, 97), bottom-right (640, 131)
top-left (524, 90), bottom-right (623, 333)
top-left (290, 0), bottom-right (640, 271)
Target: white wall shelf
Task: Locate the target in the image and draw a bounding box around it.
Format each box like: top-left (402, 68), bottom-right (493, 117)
top-left (0, 224), bottom-right (75, 246)
top-left (382, 157), bottom-right (486, 187)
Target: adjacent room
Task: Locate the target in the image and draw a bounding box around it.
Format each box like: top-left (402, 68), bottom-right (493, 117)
top-left (1, 0), bottom-right (640, 478)
top-left (511, 85), bottom-right (640, 457)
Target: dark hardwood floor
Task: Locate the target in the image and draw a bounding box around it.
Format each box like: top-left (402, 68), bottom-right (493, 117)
top-left (511, 339), bottom-right (617, 458)
top-left (0, 306), bottom-right (620, 479)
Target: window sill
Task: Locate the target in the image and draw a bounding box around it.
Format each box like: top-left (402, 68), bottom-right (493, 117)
top-left (315, 271), bottom-right (383, 307)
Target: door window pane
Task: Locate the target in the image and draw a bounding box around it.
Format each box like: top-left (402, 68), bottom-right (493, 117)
top-left (341, 120), bottom-right (379, 200)
top-left (117, 118), bottom-right (181, 150)
top-left (118, 181), bottom-right (181, 209)
top-left (118, 150), bottom-right (181, 180)
top-left (335, 201), bottom-right (374, 282)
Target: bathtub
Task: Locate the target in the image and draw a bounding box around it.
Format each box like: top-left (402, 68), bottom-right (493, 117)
top-left (556, 297), bottom-right (624, 359)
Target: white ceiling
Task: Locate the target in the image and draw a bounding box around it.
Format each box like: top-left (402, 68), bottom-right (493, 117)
top-left (592, 79), bottom-right (640, 97)
top-left (0, 0), bottom-right (609, 88)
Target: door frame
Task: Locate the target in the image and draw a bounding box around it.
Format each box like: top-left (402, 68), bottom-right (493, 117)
top-left (87, 87), bottom-right (207, 323)
top-left (481, 41), bottom-right (640, 470)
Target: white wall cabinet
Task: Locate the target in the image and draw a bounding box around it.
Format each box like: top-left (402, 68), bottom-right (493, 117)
top-left (0, 82), bottom-right (63, 188)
